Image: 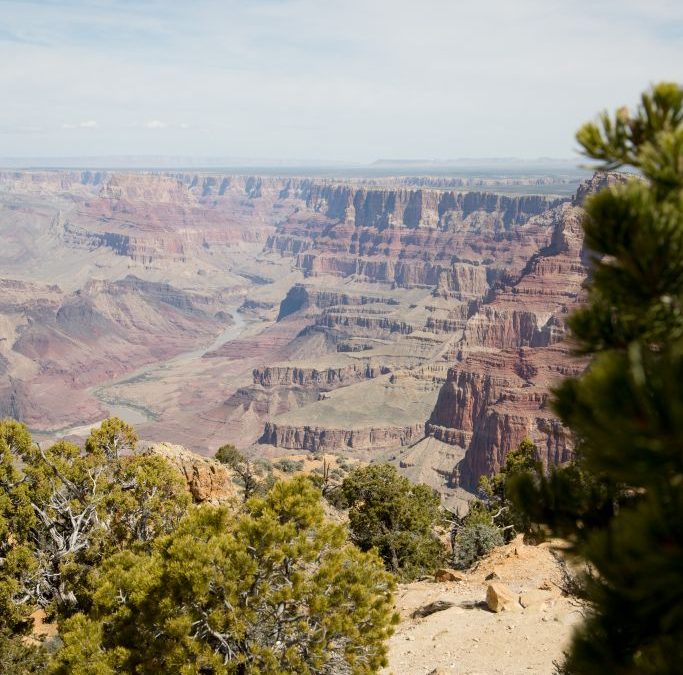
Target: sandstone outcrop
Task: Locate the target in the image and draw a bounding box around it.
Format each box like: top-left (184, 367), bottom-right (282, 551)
top-left (145, 442), bottom-right (237, 504)
top-left (253, 363), bottom-right (390, 388)
top-left (434, 569), bottom-right (466, 582)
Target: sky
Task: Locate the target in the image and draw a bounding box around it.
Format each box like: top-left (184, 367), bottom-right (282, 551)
top-left (0, 0), bottom-right (682, 163)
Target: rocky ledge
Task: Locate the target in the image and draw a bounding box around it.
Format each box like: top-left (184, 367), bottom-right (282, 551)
top-left (145, 442), bottom-right (237, 504)
top-left (259, 421), bottom-right (425, 452)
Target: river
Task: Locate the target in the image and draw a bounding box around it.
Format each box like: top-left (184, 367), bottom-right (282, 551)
top-left (56, 308), bottom-right (249, 436)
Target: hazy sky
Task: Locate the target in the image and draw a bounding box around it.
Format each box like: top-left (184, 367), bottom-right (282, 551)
top-left (1, 0), bottom-right (682, 162)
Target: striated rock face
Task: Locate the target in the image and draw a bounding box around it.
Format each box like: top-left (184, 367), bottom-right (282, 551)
top-left (260, 421), bottom-right (425, 452)
top-left (277, 284), bottom-right (397, 320)
top-left (253, 363), bottom-right (390, 388)
top-left (300, 184), bottom-right (562, 231)
top-left (49, 172), bottom-right (315, 267)
top-left (463, 307), bottom-right (562, 349)
top-left (0, 168), bottom-right (606, 483)
top-left (266, 186), bottom-right (566, 291)
top-left (425, 176), bottom-right (628, 488)
top-left (572, 170), bottom-right (631, 206)
top-left (314, 312), bottom-right (415, 335)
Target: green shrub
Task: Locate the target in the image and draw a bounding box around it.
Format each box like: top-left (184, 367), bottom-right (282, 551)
top-left (52, 478), bottom-right (398, 674)
top-left (452, 523), bottom-right (504, 570)
top-left (0, 630), bottom-right (48, 674)
top-left (273, 459), bottom-right (305, 473)
top-left (342, 464), bottom-right (444, 579)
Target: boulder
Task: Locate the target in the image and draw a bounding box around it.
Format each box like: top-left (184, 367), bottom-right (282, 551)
top-left (486, 583), bottom-right (518, 612)
top-left (435, 568), bottom-right (466, 582)
top-left (519, 589), bottom-right (552, 609)
top-left (146, 442), bottom-right (237, 505)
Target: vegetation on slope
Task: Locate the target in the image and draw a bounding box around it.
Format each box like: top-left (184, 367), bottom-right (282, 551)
top-left (53, 477), bottom-right (397, 675)
top-left (0, 419), bottom-right (403, 674)
top-left (341, 464), bottom-right (444, 580)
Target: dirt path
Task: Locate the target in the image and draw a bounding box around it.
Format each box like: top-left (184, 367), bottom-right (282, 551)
top-left (384, 538), bottom-right (584, 675)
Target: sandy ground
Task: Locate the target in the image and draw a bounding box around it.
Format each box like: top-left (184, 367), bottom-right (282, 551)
top-left (383, 537), bottom-right (584, 675)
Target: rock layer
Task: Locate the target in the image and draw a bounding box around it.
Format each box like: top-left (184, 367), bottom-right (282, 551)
top-left (425, 179), bottom-right (627, 487)
top-left (260, 421), bottom-right (425, 452)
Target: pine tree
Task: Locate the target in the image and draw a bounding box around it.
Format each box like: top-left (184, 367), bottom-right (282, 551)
top-left (0, 417), bottom-right (190, 622)
top-left (341, 464), bottom-right (444, 579)
top-left (215, 444), bottom-right (274, 501)
top-left (511, 82), bottom-right (683, 674)
top-left (53, 477), bottom-right (397, 675)
top-left (478, 437), bottom-right (540, 541)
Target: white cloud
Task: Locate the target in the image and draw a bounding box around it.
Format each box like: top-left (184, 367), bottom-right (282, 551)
top-left (1, 0), bottom-right (681, 159)
top-left (62, 120), bottom-right (98, 129)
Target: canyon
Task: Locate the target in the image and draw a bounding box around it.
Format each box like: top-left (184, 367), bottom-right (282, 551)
top-left (0, 167), bottom-right (598, 499)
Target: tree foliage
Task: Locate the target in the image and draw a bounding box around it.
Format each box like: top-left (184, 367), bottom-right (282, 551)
top-left (215, 443), bottom-right (264, 502)
top-left (0, 417), bottom-right (189, 628)
top-left (342, 464), bottom-right (444, 580)
top-left (0, 629), bottom-right (49, 674)
top-left (478, 437), bottom-right (541, 542)
top-left (53, 477), bottom-right (398, 675)
top-left (511, 82), bottom-right (683, 674)
top-left (451, 523), bottom-right (503, 570)
top-left (446, 438), bottom-right (540, 569)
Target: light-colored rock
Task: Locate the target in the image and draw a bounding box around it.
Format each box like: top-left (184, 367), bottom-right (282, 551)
top-left (146, 442), bottom-right (237, 505)
top-left (554, 610), bottom-right (583, 626)
top-left (486, 583), bottom-right (519, 612)
top-left (260, 420), bottom-right (425, 453)
top-left (519, 590), bottom-right (553, 609)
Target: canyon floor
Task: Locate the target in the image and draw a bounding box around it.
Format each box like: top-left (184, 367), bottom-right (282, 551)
top-left (384, 537), bottom-right (583, 675)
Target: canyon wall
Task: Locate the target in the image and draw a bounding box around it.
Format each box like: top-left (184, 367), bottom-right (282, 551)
top-left (266, 188), bottom-right (566, 291)
top-left (253, 363), bottom-right (390, 388)
top-left (424, 189), bottom-right (609, 488)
